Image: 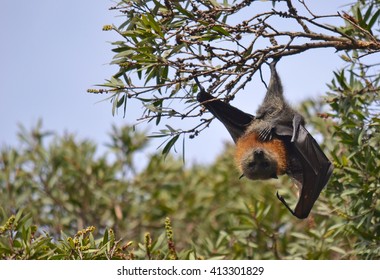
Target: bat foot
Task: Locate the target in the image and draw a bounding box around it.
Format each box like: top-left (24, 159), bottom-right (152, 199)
top-left (269, 57), bottom-right (280, 70)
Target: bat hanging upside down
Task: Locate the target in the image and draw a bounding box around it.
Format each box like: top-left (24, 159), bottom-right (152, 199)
top-left (195, 59), bottom-right (333, 219)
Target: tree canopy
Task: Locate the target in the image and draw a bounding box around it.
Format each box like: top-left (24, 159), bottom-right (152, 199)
top-left (1, 0), bottom-right (379, 260)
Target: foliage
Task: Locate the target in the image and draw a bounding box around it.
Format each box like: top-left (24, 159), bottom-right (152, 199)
top-left (0, 209), bottom-right (175, 260)
top-left (326, 68), bottom-right (380, 258)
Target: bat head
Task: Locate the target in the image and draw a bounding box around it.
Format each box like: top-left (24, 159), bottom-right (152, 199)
top-left (235, 132), bottom-right (287, 180)
top-left (240, 148), bottom-right (279, 180)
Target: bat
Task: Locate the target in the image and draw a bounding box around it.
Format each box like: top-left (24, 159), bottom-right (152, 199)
top-left (195, 61), bottom-right (333, 219)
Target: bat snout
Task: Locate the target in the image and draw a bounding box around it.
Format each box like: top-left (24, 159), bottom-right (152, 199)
top-left (241, 149), bottom-right (278, 180)
top-left (254, 149), bottom-right (264, 158)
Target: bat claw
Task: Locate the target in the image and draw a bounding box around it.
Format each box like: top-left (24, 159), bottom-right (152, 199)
top-left (258, 126), bottom-right (273, 141)
top-left (291, 114), bottom-right (303, 142)
top-left (276, 191), bottom-right (296, 216)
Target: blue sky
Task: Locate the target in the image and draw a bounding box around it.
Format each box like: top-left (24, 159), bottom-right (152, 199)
top-left (0, 1), bottom-right (349, 167)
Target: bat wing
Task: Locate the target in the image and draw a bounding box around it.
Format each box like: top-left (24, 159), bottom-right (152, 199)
top-left (275, 117), bottom-right (334, 219)
top-left (196, 79), bottom-right (254, 143)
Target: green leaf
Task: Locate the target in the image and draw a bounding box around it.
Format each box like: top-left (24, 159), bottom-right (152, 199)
top-left (356, 7), bottom-right (364, 26)
top-left (146, 13), bottom-right (164, 38)
top-left (117, 94), bottom-right (125, 109)
top-left (174, 3), bottom-right (194, 18)
top-left (151, 232), bottom-right (166, 252)
top-left (165, 125), bottom-right (176, 133)
top-left (113, 49), bottom-right (136, 59)
top-left (368, 9), bottom-right (380, 29)
top-left (211, 25), bottom-right (230, 36)
top-left (243, 44), bottom-right (253, 58)
top-left (140, 14), bottom-right (150, 28)
top-left (291, 232), bottom-right (309, 240)
top-left (363, 4), bottom-right (373, 22)
top-left (162, 135), bottom-right (179, 157)
top-left (145, 66), bottom-right (158, 85)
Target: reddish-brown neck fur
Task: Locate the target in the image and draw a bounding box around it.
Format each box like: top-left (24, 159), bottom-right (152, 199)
top-left (235, 132), bottom-right (287, 175)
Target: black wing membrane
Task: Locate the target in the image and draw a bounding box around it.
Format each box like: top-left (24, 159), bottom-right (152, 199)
top-left (196, 78), bottom-right (254, 143)
top-left (275, 120), bottom-right (334, 219)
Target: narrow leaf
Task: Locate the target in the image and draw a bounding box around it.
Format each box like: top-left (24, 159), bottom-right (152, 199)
top-left (212, 25), bottom-right (230, 36)
top-left (368, 9), bottom-right (380, 29)
top-left (162, 135), bottom-right (179, 157)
